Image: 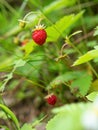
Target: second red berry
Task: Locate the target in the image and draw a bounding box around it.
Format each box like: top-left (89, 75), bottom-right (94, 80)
top-left (45, 94), bottom-right (57, 105)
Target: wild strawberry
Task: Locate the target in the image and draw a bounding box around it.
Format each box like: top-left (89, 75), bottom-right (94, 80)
top-left (32, 24), bottom-right (47, 45)
top-left (45, 94), bottom-right (57, 105)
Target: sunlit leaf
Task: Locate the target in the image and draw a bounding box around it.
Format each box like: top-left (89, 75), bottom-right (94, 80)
top-left (86, 91), bottom-right (98, 101)
top-left (73, 49), bottom-right (98, 66)
top-left (46, 103), bottom-right (91, 130)
top-left (94, 26), bottom-right (98, 36)
top-left (46, 11), bottom-right (84, 42)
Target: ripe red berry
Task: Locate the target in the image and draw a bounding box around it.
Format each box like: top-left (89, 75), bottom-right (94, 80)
top-left (45, 94), bottom-right (57, 105)
top-left (32, 29), bottom-right (47, 45)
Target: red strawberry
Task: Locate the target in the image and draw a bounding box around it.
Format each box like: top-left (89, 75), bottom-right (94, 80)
top-left (32, 22), bottom-right (47, 45)
top-left (45, 94), bottom-right (57, 105)
top-left (32, 29), bottom-right (47, 45)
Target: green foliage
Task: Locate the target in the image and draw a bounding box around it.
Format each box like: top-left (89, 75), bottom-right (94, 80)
top-left (0, 104), bottom-right (20, 129)
top-left (46, 103), bottom-right (91, 130)
top-left (73, 46), bottom-right (98, 66)
top-left (1, 0), bottom-right (98, 130)
top-left (87, 41), bottom-right (97, 48)
top-left (20, 124), bottom-right (35, 130)
top-left (0, 125), bottom-right (9, 130)
top-left (94, 26), bottom-right (98, 36)
top-left (0, 59), bottom-right (26, 92)
top-left (0, 0), bottom-right (76, 39)
top-left (22, 40), bottom-right (36, 57)
top-left (20, 115), bottom-right (46, 130)
top-left (46, 11), bottom-right (84, 42)
top-left (0, 56), bottom-right (14, 71)
top-left (48, 71), bottom-right (92, 96)
top-left (71, 73), bottom-right (92, 96)
top-left (86, 91), bottom-right (98, 101)
top-left (48, 71), bottom-right (83, 88)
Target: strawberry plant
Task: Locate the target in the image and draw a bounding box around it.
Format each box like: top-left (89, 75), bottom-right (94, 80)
top-left (0, 0), bottom-right (98, 130)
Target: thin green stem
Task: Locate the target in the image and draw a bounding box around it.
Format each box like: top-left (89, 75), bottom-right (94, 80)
top-left (26, 79), bottom-right (45, 89)
top-left (66, 39), bottom-right (81, 55)
top-left (23, 11), bottom-right (38, 20)
top-left (87, 63), bottom-right (98, 78)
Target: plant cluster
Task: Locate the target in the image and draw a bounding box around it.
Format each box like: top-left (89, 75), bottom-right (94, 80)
top-left (0, 0), bottom-right (98, 130)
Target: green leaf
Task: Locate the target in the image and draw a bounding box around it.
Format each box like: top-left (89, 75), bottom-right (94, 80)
top-left (46, 103), bottom-right (90, 130)
top-left (87, 41), bottom-right (97, 48)
top-left (0, 104), bottom-right (20, 129)
top-left (22, 40), bottom-right (36, 58)
top-left (20, 124), bottom-right (35, 130)
top-left (0, 59), bottom-right (26, 92)
top-left (46, 15), bottom-right (73, 42)
top-left (48, 71), bottom-right (84, 89)
top-left (0, 73), bottom-right (13, 92)
top-left (47, 112), bottom-right (82, 130)
top-left (52, 102), bottom-right (90, 114)
top-left (0, 125), bottom-right (9, 130)
top-left (71, 73), bottom-right (92, 96)
top-left (86, 91), bottom-right (98, 101)
top-left (91, 79), bottom-right (98, 91)
top-left (94, 26), bottom-right (98, 36)
top-left (94, 45), bottom-right (98, 50)
top-left (1, 0), bottom-right (76, 39)
top-left (14, 59), bottom-right (26, 68)
top-left (73, 49), bottom-right (98, 66)
top-left (46, 11), bottom-right (84, 42)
